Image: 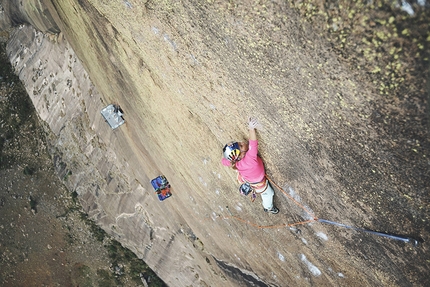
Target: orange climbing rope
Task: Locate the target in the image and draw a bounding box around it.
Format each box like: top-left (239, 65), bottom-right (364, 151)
top-left (217, 176), bottom-right (420, 245)
top-left (222, 214), bottom-right (316, 229)
top-left (267, 175), bottom-right (318, 221)
top-left (220, 175), bottom-right (318, 229)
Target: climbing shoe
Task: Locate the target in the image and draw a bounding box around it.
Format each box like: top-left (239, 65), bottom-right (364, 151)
top-left (264, 206), bottom-right (279, 214)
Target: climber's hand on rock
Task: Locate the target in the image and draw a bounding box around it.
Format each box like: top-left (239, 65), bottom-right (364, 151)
top-left (248, 117), bottom-right (259, 130)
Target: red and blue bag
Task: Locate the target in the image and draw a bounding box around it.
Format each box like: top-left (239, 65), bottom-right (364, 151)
top-left (151, 175), bottom-right (172, 201)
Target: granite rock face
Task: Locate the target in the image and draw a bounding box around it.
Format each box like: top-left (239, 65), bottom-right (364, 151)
top-left (1, 1), bottom-right (428, 286)
top-left (0, 0), bottom-right (59, 33)
top-left (3, 20), bottom-right (222, 287)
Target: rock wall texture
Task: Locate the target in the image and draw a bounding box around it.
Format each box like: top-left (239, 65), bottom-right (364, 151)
top-left (1, 0), bottom-right (429, 286)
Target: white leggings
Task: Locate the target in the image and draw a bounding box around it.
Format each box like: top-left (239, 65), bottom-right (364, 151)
top-left (255, 180), bottom-right (274, 210)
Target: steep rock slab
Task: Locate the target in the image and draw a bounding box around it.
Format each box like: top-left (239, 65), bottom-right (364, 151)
top-left (5, 25), bottom-right (226, 286)
top-left (2, 0), bottom-right (428, 286)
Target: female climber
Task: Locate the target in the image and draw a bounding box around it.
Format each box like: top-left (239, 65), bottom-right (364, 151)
top-left (221, 117), bottom-right (279, 214)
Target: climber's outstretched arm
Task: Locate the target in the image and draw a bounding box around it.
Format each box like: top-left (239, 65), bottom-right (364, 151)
top-left (248, 117), bottom-right (258, 141)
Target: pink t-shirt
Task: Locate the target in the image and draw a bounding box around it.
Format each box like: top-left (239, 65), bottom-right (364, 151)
top-left (221, 140), bottom-right (265, 183)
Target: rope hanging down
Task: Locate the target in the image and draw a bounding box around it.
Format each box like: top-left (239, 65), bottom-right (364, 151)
top-left (221, 176), bottom-right (419, 246)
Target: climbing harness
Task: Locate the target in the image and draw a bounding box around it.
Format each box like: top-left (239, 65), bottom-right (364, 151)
top-left (221, 175), bottom-right (419, 246)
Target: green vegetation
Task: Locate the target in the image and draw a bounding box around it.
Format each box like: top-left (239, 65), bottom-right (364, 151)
top-left (97, 269), bottom-right (117, 287)
top-left (85, 215), bottom-right (107, 242)
top-left (72, 264), bottom-right (93, 287)
top-left (63, 170), bottom-right (72, 181)
top-left (71, 190), bottom-right (79, 202)
top-left (29, 196), bottom-right (37, 213)
top-left (0, 43), bottom-right (38, 170)
top-left (73, 209), bottom-right (166, 286)
top-left (106, 240), bottom-right (167, 286)
top-left (56, 170), bottom-right (167, 286)
top-left (291, 0), bottom-right (429, 96)
top-left (23, 165), bottom-right (36, 175)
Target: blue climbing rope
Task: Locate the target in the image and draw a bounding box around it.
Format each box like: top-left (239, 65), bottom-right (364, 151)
top-left (317, 219), bottom-right (419, 246)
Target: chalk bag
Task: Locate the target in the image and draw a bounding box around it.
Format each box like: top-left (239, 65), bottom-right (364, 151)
top-left (239, 182), bottom-right (253, 196)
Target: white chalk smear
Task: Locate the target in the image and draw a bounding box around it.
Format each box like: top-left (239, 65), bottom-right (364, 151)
top-left (278, 252), bottom-right (285, 262)
top-left (151, 26), bottom-right (159, 35)
top-left (300, 254), bottom-right (321, 276)
top-left (338, 273), bottom-right (345, 278)
top-left (316, 232), bottom-right (328, 241)
top-left (401, 1), bottom-right (414, 15)
top-left (288, 186), bottom-right (315, 220)
top-left (198, 176), bottom-right (207, 187)
top-left (288, 187), bottom-right (301, 201)
top-left (301, 238), bottom-right (308, 245)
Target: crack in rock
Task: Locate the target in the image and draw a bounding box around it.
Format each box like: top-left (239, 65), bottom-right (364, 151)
top-left (213, 257), bottom-right (270, 287)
